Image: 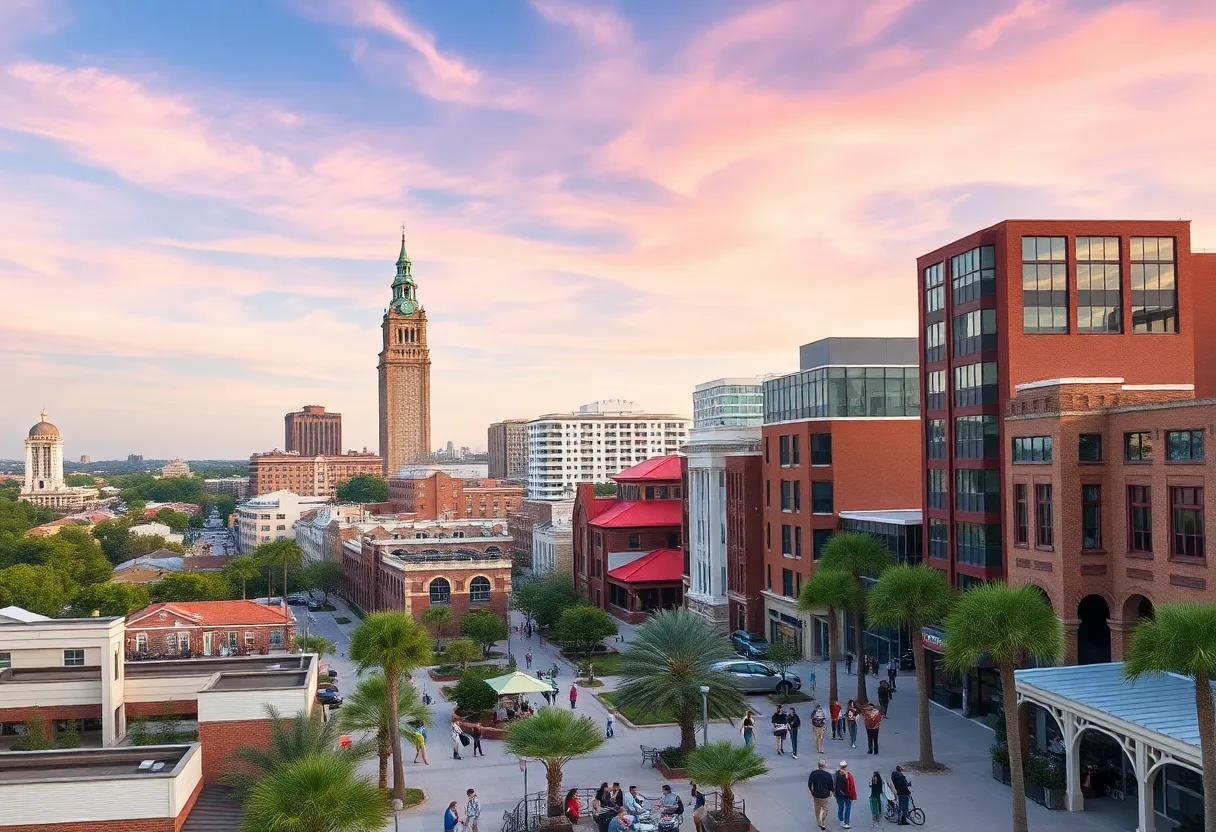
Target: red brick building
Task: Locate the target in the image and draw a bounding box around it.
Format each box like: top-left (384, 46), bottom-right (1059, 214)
top-left (725, 453), bottom-right (765, 632)
top-left (284, 404), bottom-right (342, 457)
top-left (248, 449), bottom-right (383, 498)
top-left (125, 601), bottom-right (296, 659)
top-left (388, 470), bottom-right (524, 520)
top-left (573, 456), bottom-right (684, 623)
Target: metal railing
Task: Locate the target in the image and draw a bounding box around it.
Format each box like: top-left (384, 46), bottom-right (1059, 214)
top-left (502, 788), bottom-right (742, 832)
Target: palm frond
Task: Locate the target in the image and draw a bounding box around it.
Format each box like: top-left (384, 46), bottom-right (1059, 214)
top-left (866, 564), bottom-right (953, 629)
top-left (349, 611), bottom-right (433, 675)
top-left (819, 532), bottom-right (892, 579)
top-left (241, 753), bottom-right (390, 832)
top-left (942, 582), bottom-right (1062, 673)
top-left (1124, 601), bottom-right (1216, 681)
top-left (684, 740), bottom-right (769, 787)
top-left (798, 568), bottom-right (860, 613)
top-left (503, 707), bottom-right (605, 764)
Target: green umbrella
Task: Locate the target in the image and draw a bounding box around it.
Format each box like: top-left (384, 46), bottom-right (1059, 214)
top-left (484, 671), bottom-right (557, 696)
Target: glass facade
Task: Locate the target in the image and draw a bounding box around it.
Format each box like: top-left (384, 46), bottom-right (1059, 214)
top-left (763, 366), bottom-right (920, 423)
top-left (1076, 236), bottom-right (1122, 333)
top-left (840, 516), bottom-right (923, 668)
top-left (1022, 236), bottom-right (1068, 333)
top-left (693, 381), bottom-right (765, 428)
top-left (951, 245), bottom-right (996, 306)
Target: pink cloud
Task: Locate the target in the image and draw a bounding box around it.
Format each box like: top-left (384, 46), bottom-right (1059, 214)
top-left (967, 0), bottom-right (1051, 49)
top-left (530, 0), bottom-right (631, 47)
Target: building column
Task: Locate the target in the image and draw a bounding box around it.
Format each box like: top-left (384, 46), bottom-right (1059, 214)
top-left (1062, 618), bottom-right (1080, 665)
top-left (1134, 740), bottom-right (1154, 832)
top-left (1062, 709), bottom-right (1083, 812)
top-left (1108, 618), bottom-right (1136, 662)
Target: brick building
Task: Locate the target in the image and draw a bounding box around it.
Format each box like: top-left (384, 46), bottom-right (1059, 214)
top-left (378, 234), bottom-right (432, 476)
top-left (573, 457), bottom-right (685, 623)
top-left (487, 418), bottom-right (528, 480)
top-left (725, 453), bottom-right (765, 633)
top-left (387, 470), bottom-right (524, 520)
top-left (760, 338), bottom-right (922, 657)
top-left (124, 601), bottom-right (296, 659)
top-left (248, 450), bottom-right (383, 498)
top-left (284, 405), bottom-right (342, 457)
top-left (508, 499), bottom-right (574, 569)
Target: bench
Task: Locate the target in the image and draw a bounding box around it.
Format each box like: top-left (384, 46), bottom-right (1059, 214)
top-left (640, 745), bottom-right (661, 767)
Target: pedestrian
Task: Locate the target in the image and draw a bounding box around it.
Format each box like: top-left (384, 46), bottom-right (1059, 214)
top-left (771, 705), bottom-right (788, 755)
top-left (807, 666), bottom-right (817, 696)
top-left (565, 789), bottom-right (581, 824)
top-left (835, 761), bottom-right (857, 830)
top-left (526, 651), bottom-right (533, 670)
top-left (807, 759), bottom-right (836, 832)
top-left (444, 801), bottom-right (460, 832)
top-left (451, 719), bottom-right (465, 760)
top-left (845, 652), bottom-right (854, 675)
top-left (466, 789), bottom-right (481, 832)
top-left (830, 699), bottom-right (842, 740)
top-left (607, 807), bottom-right (628, 832)
top-left (740, 710), bottom-right (756, 746)
top-left (887, 656), bottom-right (898, 692)
top-left (606, 714), bottom-right (615, 738)
top-left (846, 700), bottom-right (859, 749)
top-left (863, 704), bottom-right (882, 755)
top-left (470, 723), bottom-right (484, 757)
top-left (877, 680), bottom-right (890, 717)
top-left (608, 783), bottom-right (624, 809)
top-left (890, 765), bottom-right (912, 825)
top-left (413, 724), bottom-right (429, 764)
top-left (542, 689), bottom-right (552, 706)
top-left (869, 656), bottom-right (879, 677)
top-left (690, 783), bottom-right (707, 832)
top-left (569, 685), bottom-right (578, 710)
top-left (787, 707), bottom-right (801, 759)
top-left (810, 703), bottom-right (827, 754)
top-left (594, 782), bottom-right (610, 813)
top-left (868, 772), bottom-right (884, 828)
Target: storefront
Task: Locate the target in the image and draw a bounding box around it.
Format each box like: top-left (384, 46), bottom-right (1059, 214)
top-left (768, 609), bottom-right (806, 654)
top-left (920, 625), bottom-right (1001, 719)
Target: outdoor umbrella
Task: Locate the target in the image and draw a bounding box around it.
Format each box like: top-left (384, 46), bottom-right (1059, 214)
top-left (483, 671), bottom-right (557, 696)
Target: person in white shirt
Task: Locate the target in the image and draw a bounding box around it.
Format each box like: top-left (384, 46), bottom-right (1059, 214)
top-left (451, 720), bottom-right (465, 760)
top-left (624, 785), bottom-right (648, 818)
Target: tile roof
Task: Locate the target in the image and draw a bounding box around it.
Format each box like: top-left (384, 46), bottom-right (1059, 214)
top-left (589, 499), bottom-right (682, 528)
top-left (612, 455), bottom-right (683, 483)
top-left (127, 600), bottom-right (295, 628)
top-left (182, 555), bottom-right (235, 571)
top-left (607, 548), bottom-right (683, 583)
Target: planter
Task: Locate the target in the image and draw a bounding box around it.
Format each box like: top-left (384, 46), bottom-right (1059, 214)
top-left (991, 761), bottom-right (1011, 785)
top-left (1043, 788), bottom-right (1066, 810)
top-left (428, 668), bottom-right (462, 682)
top-left (702, 809), bottom-right (751, 832)
top-left (1026, 784), bottom-right (1045, 806)
top-left (655, 757), bottom-right (689, 780)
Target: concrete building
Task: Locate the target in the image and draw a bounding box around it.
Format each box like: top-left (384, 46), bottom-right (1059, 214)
top-left (532, 517), bottom-right (573, 578)
top-left (379, 234), bottom-right (432, 475)
top-left (161, 458), bottom-right (191, 478)
top-left (125, 601), bottom-right (296, 659)
top-left (760, 338), bottom-right (923, 658)
top-left (526, 401), bottom-right (691, 501)
top-left (79, 454), bottom-right (90, 464)
top-left (292, 504), bottom-right (371, 564)
top-left (510, 499), bottom-right (574, 572)
top-left (19, 411), bottom-right (98, 509)
top-left (388, 469), bottom-right (524, 520)
top-left (203, 476), bottom-right (250, 499)
top-left (284, 405), bottom-right (342, 457)
top-left (247, 450), bottom-right (383, 498)
top-left (692, 377), bottom-right (766, 428)
top-left (487, 418), bottom-right (529, 480)
top-left (233, 491), bottom-right (329, 553)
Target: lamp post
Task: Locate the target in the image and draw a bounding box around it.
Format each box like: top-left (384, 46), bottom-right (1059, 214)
top-left (519, 758), bottom-right (529, 826)
top-left (700, 685), bottom-right (710, 746)
top-left (392, 798), bottom-right (403, 832)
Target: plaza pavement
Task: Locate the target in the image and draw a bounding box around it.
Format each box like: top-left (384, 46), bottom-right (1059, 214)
top-left (309, 603), bottom-right (1136, 832)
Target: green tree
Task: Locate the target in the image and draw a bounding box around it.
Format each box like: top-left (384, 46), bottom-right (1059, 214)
top-left (450, 668), bottom-right (499, 714)
top-left (616, 608), bottom-right (746, 753)
top-left (421, 605), bottom-right (455, 648)
top-left (513, 574), bottom-right (582, 629)
top-left (335, 473), bottom-right (389, 503)
top-left (65, 473), bottom-right (96, 487)
top-left (92, 518), bottom-right (134, 563)
top-left (443, 638), bottom-right (483, 671)
top-left (241, 753), bottom-right (389, 832)
top-left (48, 526), bottom-right (113, 586)
top-left (153, 508), bottom-right (190, 533)
top-left (1124, 601), bottom-right (1216, 832)
top-left (71, 582), bottom-right (151, 617)
top-left (798, 568), bottom-right (859, 707)
top-left (592, 482), bottom-right (618, 497)
top-left (866, 564), bottom-right (954, 770)
top-left (11, 708), bottom-right (50, 751)
top-left (306, 560), bottom-right (343, 603)
top-left (295, 634), bottom-right (337, 661)
top-left (0, 564), bottom-right (75, 617)
top-left (944, 583), bottom-right (1062, 832)
top-left (763, 638), bottom-right (802, 702)
top-left (125, 499), bottom-right (147, 518)
top-left (226, 704), bottom-right (360, 795)
top-left (225, 555), bottom-right (261, 600)
top-left (255, 539), bottom-right (304, 602)
top-left (348, 611), bottom-right (433, 803)
top-left (818, 532), bottom-right (892, 705)
top-left (504, 707), bottom-right (605, 818)
top-left (129, 534), bottom-right (186, 557)
top-left (338, 671), bottom-right (431, 791)
top-left (684, 741), bottom-right (768, 820)
top-left (461, 610), bottom-right (508, 655)
top-left (151, 572), bottom-right (234, 602)
top-left (554, 606), bottom-right (617, 677)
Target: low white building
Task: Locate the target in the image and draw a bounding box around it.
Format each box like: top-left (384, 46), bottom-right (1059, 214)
top-left (292, 504), bottom-right (372, 563)
top-left (233, 490), bottom-right (328, 553)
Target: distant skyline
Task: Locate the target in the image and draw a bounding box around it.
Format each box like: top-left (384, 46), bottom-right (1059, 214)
top-left (4, 0), bottom-right (1216, 458)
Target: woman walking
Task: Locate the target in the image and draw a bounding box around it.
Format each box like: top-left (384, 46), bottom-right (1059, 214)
top-left (868, 771), bottom-right (884, 827)
top-left (877, 680), bottom-right (891, 717)
top-left (771, 705), bottom-right (789, 755)
top-left (810, 703), bottom-right (827, 754)
top-left (740, 711), bottom-right (756, 747)
top-left (863, 704), bottom-right (882, 755)
top-left (846, 700), bottom-right (859, 749)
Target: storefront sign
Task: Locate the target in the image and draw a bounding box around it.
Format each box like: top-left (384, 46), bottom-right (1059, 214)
top-left (921, 626), bottom-right (946, 652)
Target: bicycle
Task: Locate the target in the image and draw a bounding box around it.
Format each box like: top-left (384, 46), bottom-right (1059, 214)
top-left (885, 794), bottom-right (925, 826)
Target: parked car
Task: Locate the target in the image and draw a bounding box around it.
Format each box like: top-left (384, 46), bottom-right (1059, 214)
top-left (729, 630), bottom-right (770, 658)
top-left (316, 687), bottom-right (343, 707)
top-left (712, 660), bottom-right (802, 695)
top-left (286, 594), bottom-right (308, 606)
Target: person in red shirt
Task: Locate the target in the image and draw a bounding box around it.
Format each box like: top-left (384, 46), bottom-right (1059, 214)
top-left (569, 685), bottom-right (578, 709)
top-left (830, 700), bottom-right (843, 740)
top-left (834, 761), bottom-right (857, 829)
top-left (863, 704), bottom-right (883, 754)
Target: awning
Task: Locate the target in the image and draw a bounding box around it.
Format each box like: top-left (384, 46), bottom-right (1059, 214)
top-left (483, 671), bottom-right (555, 696)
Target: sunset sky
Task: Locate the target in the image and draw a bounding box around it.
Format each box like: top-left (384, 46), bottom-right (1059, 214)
top-left (3, 0), bottom-right (1216, 460)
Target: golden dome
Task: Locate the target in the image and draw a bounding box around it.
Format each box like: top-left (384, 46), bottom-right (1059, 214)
top-left (28, 410), bottom-right (60, 438)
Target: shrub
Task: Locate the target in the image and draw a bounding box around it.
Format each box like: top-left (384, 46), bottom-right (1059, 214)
top-left (451, 668), bottom-right (499, 714)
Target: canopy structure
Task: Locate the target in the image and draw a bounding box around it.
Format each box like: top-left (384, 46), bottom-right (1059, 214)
top-left (483, 671), bottom-right (555, 696)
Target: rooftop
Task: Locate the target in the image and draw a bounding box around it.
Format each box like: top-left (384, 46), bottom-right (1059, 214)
top-left (0, 666), bottom-right (102, 684)
top-left (127, 600), bottom-right (295, 628)
top-left (612, 455), bottom-right (682, 483)
top-left (200, 669), bottom-right (309, 692)
top-left (0, 606), bottom-right (50, 624)
top-left (125, 654), bottom-right (312, 679)
top-left (838, 509), bottom-right (922, 526)
top-left (607, 548), bottom-right (683, 583)
top-left (0, 744), bottom-right (195, 785)
top-left (798, 337), bottom-right (918, 371)
top-left (590, 500), bottom-right (682, 529)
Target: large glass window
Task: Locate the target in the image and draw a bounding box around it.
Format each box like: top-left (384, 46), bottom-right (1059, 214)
top-left (763, 366), bottom-right (920, 422)
top-left (928, 519), bottom-right (948, 560)
top-left (1082, 485), bottom-right (1102, 550)
top-left (1125, 431), bottom-right (1153, 462)
top-left (953, 362), bottom-right (998, 407)
top-left (1079, 433), bottom-right (1103, 462)
top-left (810, 434), bottom-right (832, 466)
top-left (952, 308), bottom-right (998, 357)
top-left (955, 415), bottom-right (999, 459)
top-left (926, 419), bottom-right (946, 459)
top-left (1012, 436), bottom-right (1053, 463)
top-left (1131, 236), bottom-right (1178, 333)
top-left (1171, 487), bottom-right (1205, 559)
top-left (1035, 484), bottom-right (1054, 548)
top-left (926, 370), bottom-right (945, 412)
top-left (1022, 236), bottom-right (1068, 333)
top-left (470, 576), bottom-right (491, 603)
top-left (811, 481), bottom-right (834, 514)
top-left (1014, 484), bottom-right (1029, 546)
top-left (779, 435), bottom-right (791, 466)
top-left (781, 524), bottom-right (793, 556)
top-left (780, 480), bottom-right (793, 512)
top-left (1076, 236), bottom-right (1121, 333)
top-left (1166, 429), bottom-right (1205, 461)
top-left (951, 245), bottom-right (996, 305)
top-left (925, 321), bottom-right (945, 363)
top-left (955, 522), bottom-right (1002, 568)
top-left (927, 468), bottom-right (947, 510)
top-left (813, 529), bottom-right (833, 560)
top-left (955, 468), bottom-right (1001, 513)
top-left (1128, 485), bottom-right (1152, 553)
top-left (924, 263), bottom-right (944, 314)
top-left (429, 577), bottom-right (451, 605)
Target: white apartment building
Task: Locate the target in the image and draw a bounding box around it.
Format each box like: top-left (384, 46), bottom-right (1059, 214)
top-left (525, 402), bottom-right (691, 501)
top-left (691, 377), bottom-right (766, 429)
top-left (234, 490), bottom-right (328, 553)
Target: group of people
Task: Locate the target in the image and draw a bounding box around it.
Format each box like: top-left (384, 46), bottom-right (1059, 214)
top-left (740, 697), bottom-right (886, 759)
top-left (843, 654), bottom-right (900, 688)
top-left (584, 781), bottom-right (704, 832)
top-left (443, 788), bottom-right (483, 832)
top-left (807, 760), bottom-right (914, 829)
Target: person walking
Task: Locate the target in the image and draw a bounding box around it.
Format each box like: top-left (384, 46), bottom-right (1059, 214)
top-left (443, 801), bottom-right (460, 832)
top-left (846, 700), bottom-right (859, 749)
top-left (565, 789), bottom-right (581, 824)
top-left (569, 685), bottom-right (578, 710)
top-left (887, 656), bottom-right (898, 692)
top-left (890, 765), bottom-right (912, 825)
top-left (877, 680), bottom-right (891, 717)
top-left (806, 666), bottom-right (817, 697)
top-left (830, 699), bottom-right (842, 740)
top-left (863, 705), bottom-right (882, 755)
top-left (413, 724), bottom-right (429, 764)
top-left (526, 650), bottom-right (533, 670)
top-left (771, 705), bottom-right (789, 755)
top-left (868, 772), bottom-right (884, 828)
top-left (807, 760), bottom-right (836, 832)
top-left (845, 652), bottom-right (854, 675)
top-left (470, 723), bottom-right (485, 757)
top-left (451, 719), bottom-right (466, 760)
top-left (740, 711), bottom-right (756, 747)
top-left (542, 688), bottom-right (552, 706)
top-left (834, 761), bottom-right (857, 830)
top-left (810, 704), bottom-right (827, 754)
top-left (606, 714), bottom-right (615, 738)
top-left (787, 707), bottom-right (801, 759)
top-left (466, 789), bottom-right (481, 832)
top-left (690, 783), bottom-right (707, 832)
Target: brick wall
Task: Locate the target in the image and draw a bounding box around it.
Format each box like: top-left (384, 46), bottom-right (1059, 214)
top-left (198, 718), bottom-right (276, 783)
top-left (726, 453), bottom-right (765, 632)
top-left (126, 622), bottom-right (295, 659)
top-left (0, 704), bottom-right (101, 724)
top-left (125, 700), bottom-right (198, 719)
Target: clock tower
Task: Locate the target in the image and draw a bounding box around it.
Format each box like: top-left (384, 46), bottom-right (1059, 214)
top-left (378, 233), bottom-right (432, 476)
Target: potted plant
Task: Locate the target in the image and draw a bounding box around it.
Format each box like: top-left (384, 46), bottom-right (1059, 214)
top-left (1039, 756), bottom-right (1067, 810)
top-left (504, 708), bottom-right (605, 829)
top-left (990, 720), bottom-right (1011, 784)
top-left (1022, 753), bottom-right (1048, 806)
top-left (684, 741), bottom-right (768, 832)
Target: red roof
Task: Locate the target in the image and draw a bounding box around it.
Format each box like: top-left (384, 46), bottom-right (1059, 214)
top-left (607, 548), bottom-right (683, 583)
top-left (127, 600), bottom-right (294, 628)
top-left (589, 500), bottom-right (682, 529)
top-left (612, 455), bottom-right (682, 483)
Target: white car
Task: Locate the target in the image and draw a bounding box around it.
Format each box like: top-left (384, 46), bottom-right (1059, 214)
top-left (712, 660), bottom-right (802, 695)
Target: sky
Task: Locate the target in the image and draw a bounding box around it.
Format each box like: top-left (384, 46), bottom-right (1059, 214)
top-left (3, 0), bottom-right (1216, 460)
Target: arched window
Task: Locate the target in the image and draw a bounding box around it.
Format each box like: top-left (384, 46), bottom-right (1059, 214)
top-left (469, 576), bottom-right (491, 604)
top-left (429, 578), bottom-right (451, 605)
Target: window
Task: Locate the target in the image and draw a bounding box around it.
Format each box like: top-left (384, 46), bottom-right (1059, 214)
top-left (63, 649), bottom-right (84, 667)
top-left (953, 308), bottom-right (998, 357)
top-left (1128, 485), bottom-right (1153, 553)
top-left (1082, 485), bottom-right (1102, 550)
top-left (429, 577), bottom-right (451, 605)
top-left (927, 468), bottom-right (947, 510)
top-left (780, 481), bottom-right (792, 512)
top-left (926, 419), bottom-right (946, 459)
top-left (0, 652), bottom-right (10, 670)
top-left (270, 630), bottom-right (284, 649)
top-left (781, 524), bottom-right (792, 556)
top-left (765, 479), bottom-right (770, 508)
top-left (1166, 430), bottom-right (1205, 461)
top-left (791, 525), bottom-right (801, 559)
top-left (925, 321), bottom-right (945, 363)
top-left (1079, 434), bottom-right (1103, 462)
top-left (813, 529), bottom-right (833, 560)
top-left (953, 362), bottom-right (998, 407)
top-left (245, 631), bottom-right (256, 645)
top-left (779, 435), bottom-right (791, 466)
top-left (628, 534), bottom-right (640, 549)
top-left (135, 633), bottom-right (148, 653)
top-left (470, 576), bottom-right (491, 603)
top-left (926, 370), bottom-right (945, 411)
top-left (764, 437), bottom-right (769, 463)
top-left (1131, 236), bottom-right (1178, 333)
top-left (951, 245), bottom-right (996, 305)
top-left (924, 262), bottom-right (944, 314)
top-left (766, 564), bottom-right (771, 590)
top-left (766, 522), bottom-right (771, 550)
top-left (792, 435), bottom-right (801, 466)
top-left (955, 522), bottom-right (1002, 568)
top-left (1076, 236), bottom-right (1122, 333)
top-left (955, 415), bottom-right (999, 459)
top-left (1012, 436), bottom-right (1053, 463)
top-left (928, 519), bottom-right (948, 560)
top-left (810, 434), bottom-right (832, 466)
top-left (1022, 236), bottom-right (1068, 333)
top-left (955, 468), bottom-right (1001, 513)
top-left (782, 568), bottom-right (796, 598)
top-left (1125, 432), bottom-right (1154, 462)
top-left (1171, 487), bottom-right (1205, 559)
top-left (1014, 484), bottom-right (1029, 546)
top-left (793, 481), bottom-right (802, 512)
top-left (1035, 484), bottom-right (1054, 549)
top-left (811, 482), bottom-right (833, 514)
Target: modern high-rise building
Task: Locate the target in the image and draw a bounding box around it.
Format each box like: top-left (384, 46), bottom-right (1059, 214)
top-left (378, 234), bottom-right (432, 477)
top-left (487, 419), bottom-right (528, 480)
top-left (692, 378), bottom-right (766, 429)
top-left (525, 402), bottom-right (691, 501)
top-left (285, 405), bottom-right (342, 457)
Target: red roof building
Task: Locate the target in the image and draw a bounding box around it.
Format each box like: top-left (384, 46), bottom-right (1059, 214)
top-left (125, 601), bottom-right (296, 659)
top-left (573, 456), bottom-right (685, 623)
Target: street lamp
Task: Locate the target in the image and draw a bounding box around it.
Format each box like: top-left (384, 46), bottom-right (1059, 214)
top-left (700, 685), bottom-right (709, 746)
top-left (519, 758), bottom-right (529, 826)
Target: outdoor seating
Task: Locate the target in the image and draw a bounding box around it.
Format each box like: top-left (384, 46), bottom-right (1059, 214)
top-left (640, 745), bottom-right (661, 767)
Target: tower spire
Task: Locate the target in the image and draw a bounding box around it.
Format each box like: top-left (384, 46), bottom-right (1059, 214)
top-left (388, 230), bottom-right (418, 315)
top-left (397, 225), bottom-right (410, 266)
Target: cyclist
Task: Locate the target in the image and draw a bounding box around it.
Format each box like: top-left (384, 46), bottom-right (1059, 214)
top-left (890, 765), bottom-right (912, 825)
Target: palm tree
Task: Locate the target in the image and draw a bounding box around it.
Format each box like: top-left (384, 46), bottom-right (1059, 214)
top-left (338, 671), bottom-right (431, 791)
top-left (226, 705), bottom-right (364, 796)
top-left (615, 608), bottom-right (746, 753)
top-left (295, 634), bottom-right (337, 662)
top-left (944, 583), bottom-right (1062, 832)
top-left (349, 611), bottom-right (433, 803)
top-left (224, 555), bottom-right (260, 600)
top-left (819, 532), bottom-right (892, 705)
top-left (504, 707), bottom-right (605, 819)
top-left (866, 564), bottom-right (953, 770)
top-left (683, 740), bottom-right (768, 820)
top-left (798, 568), bottom-right (860, 707)
top-left (421, 605), bottom-right (455, 650)
top-left (241, 753), bottom-right (390, 832)
top-left (255, 539), bottom-right (304, 603)
top-left (1124, 601), bottom-right (1216, 832)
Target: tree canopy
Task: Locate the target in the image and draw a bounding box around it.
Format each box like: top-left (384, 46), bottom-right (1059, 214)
top-left (151, 572), bottom-right (234, 602)
top-left (461, 609), bottom-right (508, 654)
top-left (555, 605), bottom-right (617, 659)
top-left (71, 582), bottom-right (151, 616)
top-left (335, 474), bottom-right (389, 503)
top-left (512, 574), bottom-right (582, 628)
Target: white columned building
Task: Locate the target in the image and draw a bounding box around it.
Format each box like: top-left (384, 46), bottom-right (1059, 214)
top-left (19, 411), bottom-right (98, 510)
